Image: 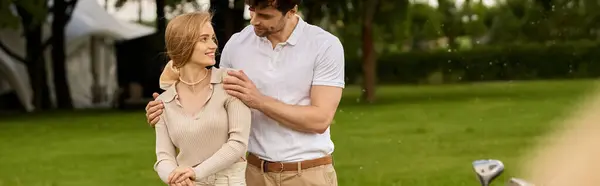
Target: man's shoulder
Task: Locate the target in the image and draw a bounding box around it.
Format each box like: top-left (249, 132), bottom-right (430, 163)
top-left (302, 23), bottom-right (343, 49)
top-left (226, 25), bottom-right (256, 46)
top-left (304, 24), bottom-right (337, 39)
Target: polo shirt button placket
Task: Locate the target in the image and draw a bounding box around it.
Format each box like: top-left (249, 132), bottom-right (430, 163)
top-left (269, 56), bottom-right (276, 71)
top-left (270, 46), bottom-right (282, 71)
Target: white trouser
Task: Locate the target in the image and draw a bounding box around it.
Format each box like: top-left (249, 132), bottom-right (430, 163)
top-left (196, 161), bottom-right (247, 186)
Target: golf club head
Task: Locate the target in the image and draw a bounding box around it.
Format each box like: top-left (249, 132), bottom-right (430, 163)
top-left (472, 159), bottom-right (505, 186)
top-left (507, 178), bottom-right (535, 186)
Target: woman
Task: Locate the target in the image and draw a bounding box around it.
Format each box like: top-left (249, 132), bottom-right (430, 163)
top-left (153, 11), bottom-right (251, 186)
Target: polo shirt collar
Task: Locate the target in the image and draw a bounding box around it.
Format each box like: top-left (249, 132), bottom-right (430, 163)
top-left (286, 15), bottom-right (306, 46)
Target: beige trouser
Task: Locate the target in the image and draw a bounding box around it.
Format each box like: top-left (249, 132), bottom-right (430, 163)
top-left (245, 162), bottom-right (338, 186)
top-left (196, 161), bottom-right (247, 186)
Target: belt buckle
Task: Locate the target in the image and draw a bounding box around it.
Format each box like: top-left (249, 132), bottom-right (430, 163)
top-left (264, 161), bottom-right (285, 173)
top-left (262, 160), bottom-right (283, 173)
top-left (275, 162), bottom-right (284, 173)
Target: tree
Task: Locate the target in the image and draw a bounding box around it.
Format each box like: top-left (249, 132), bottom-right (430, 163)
top-left (156, 0), bottom-right (166, 57)
top-left (360, 0), bottom-right (380, 103)
top-left (0, 0), bottom-right (80, 111)
top-left (0, 0), bottom-right (20, 29)
top-left (437, 0), bottom-right (461, 50)
top-left (51, 0), bottom-right (79, 109)
top-left (300, 0), bottom-right (326, 24)
top-left (320, 0), bottom-right (409, 103)
top-left (0, 0), bottom-right (53, 110)
top-left (114, 0), bottom-right (246, 66)
top-left (211, 0), bottom-right (246, 66)
top-left (407, 3), bottom-right (443, 51)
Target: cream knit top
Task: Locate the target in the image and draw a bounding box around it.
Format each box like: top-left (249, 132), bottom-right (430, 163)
top-left (153, 66), bottom-right (251, 183)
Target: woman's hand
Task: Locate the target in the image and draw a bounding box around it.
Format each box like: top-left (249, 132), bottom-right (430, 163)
top-left (168, 178), bottom-right (194, 186)
top-left (168, 167), bottom-right (196, 184)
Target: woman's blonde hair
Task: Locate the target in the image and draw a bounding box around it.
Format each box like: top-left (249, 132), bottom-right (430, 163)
top-left (165, 11), bottom-right (215, 68)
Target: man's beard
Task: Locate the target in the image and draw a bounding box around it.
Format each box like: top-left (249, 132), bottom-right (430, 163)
top-left (254, 28), bottom-right (269, 37)
top-left (254, 27), bottom-right (280, 37)
top-left (254, 19), bottom-right (286, 37)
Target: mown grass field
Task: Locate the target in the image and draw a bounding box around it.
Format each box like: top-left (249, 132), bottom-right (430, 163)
top-left (0, 80), bottom-right (597, 186)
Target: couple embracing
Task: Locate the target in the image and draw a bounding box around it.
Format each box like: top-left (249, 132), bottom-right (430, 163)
top-left (143, 0), bottom-right (345, 185)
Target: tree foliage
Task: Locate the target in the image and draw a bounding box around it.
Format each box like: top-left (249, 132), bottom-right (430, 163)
top-left (0, 0), bottom-right (49, 29)
top-left (113, 0), bottom-right (205, 15)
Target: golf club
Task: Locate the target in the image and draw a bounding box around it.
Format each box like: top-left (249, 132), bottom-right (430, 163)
top-left (472, 159), bottom-right (505, 186)
top-left (507, 177), bottom-right (535, 186)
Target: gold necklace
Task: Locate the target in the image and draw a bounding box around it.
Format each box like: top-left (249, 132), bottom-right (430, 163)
top-left (179, 69), bottom-right (209, 93)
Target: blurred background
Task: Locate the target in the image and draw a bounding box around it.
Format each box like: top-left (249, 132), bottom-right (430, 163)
top-left (1, 0), bottom-right (599, 185)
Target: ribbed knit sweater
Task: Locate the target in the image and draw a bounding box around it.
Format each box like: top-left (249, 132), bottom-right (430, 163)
top-left (153, 66), bottom-right (251, 183)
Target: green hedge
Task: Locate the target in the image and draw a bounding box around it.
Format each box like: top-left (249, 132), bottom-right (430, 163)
top-left (345, 42), bottom-right (600, 84)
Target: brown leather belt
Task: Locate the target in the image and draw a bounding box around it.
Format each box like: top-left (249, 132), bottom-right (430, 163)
top-left (247, 153), bottom-right (333, 173)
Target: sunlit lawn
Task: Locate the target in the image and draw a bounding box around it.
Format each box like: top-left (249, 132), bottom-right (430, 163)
top-left (0, 80), bottom-right (597, 186)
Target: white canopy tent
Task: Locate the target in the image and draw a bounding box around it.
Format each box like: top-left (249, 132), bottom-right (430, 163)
top-left (0, 0), bottom-right (155, 111)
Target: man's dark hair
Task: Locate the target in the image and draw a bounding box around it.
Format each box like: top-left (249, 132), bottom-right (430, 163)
top-left (245, 0), bottom-right (301, 14)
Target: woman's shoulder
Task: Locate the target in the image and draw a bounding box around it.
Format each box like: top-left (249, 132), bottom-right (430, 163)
top-left (156, 84), bottom-right (178, 103)
top-left (210, 67), bottom-right (241, 84)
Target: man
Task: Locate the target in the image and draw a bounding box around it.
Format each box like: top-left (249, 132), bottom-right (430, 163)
top-left (145, 0), bottom-right (345, 185)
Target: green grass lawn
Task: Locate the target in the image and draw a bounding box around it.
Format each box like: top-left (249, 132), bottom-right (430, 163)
top-left (0, 80), bottom-right (597, 186)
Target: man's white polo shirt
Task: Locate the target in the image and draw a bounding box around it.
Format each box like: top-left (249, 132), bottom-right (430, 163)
top-left (219, 16), bottom-right (345, 162)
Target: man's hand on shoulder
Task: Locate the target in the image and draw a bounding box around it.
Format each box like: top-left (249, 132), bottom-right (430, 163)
top-left (222, 70), bottom-right (266, 109)
top-left (145, 92), bottom-right (164, 127)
